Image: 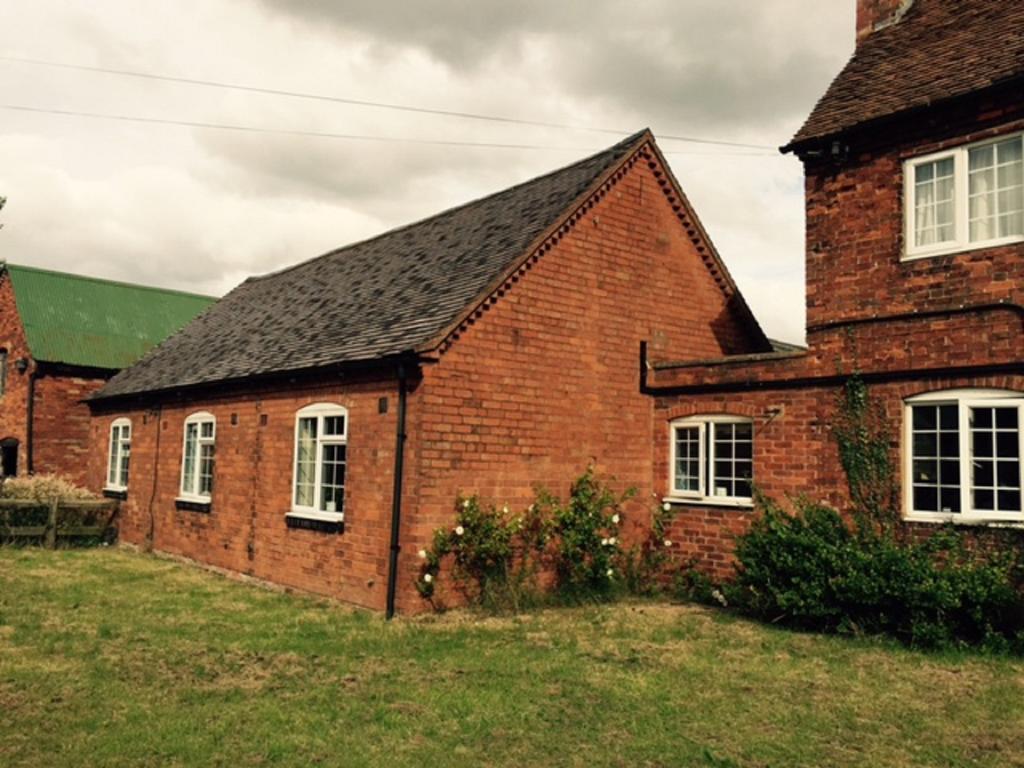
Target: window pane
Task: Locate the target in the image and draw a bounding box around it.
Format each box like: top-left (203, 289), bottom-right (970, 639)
top-left (969, 406), bottom-right (1022, 513)
top-left (120, 438), bottom-right (130, 488)
top-left (295, 417), bottom-right (317, 507)
top-left (182, 424), bottom-right (198, 494)
top-left (320, 444), bottom-right (346, 513)
top-left (673, 426), bottom-right (701, 493)
top-left (970, 138), bottom-right (1024, 242)
top-left (910, 404), bottom-right (960, 513)
top-left (710, 421), bottom-right (754, 500)
top-left (199, 444), bottom-right (215, 496)
top-left (108, 427), bottom-right (119, 485)
top-left (200, 421), bottom-right (214, 439)
top-left (323, 415), bottom-right (345, 437)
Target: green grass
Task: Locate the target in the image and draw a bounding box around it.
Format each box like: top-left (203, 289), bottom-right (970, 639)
top-left (1, 549), bottom-right (1022, 767)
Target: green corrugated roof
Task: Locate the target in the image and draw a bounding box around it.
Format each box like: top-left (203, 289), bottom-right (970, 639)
top-left (4, 264), bottom-right (217, 370)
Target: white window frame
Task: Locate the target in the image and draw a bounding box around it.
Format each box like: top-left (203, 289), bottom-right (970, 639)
top-left (666, 415), bottom-right (754, 508)
top-left (289, 403), bottom-right (348, 523)
top-left (105, 418), bottom-right (131, 492)
top-left (904, 131), bottom-right (1024, 261)
top-left (178, 411), bottom-right (216, 503)
top-left (904, 389), bottom-right (1024, 524)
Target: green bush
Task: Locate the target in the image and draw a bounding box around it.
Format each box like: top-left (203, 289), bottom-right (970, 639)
top-left (415, 496), bottom-right (544, 612)
top-left (731, 496), bottom-right (1024, 650)
top-left (536, 467), bottom-right (634, 597)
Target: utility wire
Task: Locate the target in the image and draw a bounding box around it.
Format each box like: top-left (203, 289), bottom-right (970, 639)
top-left (0, 102), bottom-right (777, 156)
top-left (0, 54), bottom-right (777, 151)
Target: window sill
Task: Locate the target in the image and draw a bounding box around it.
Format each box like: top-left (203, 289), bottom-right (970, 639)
top-left (102, 488), bottom-right (127, 501)
top-left (286, 511), bottom-right (344, 534)
top-left (175, 497), bottom-right (211, 514)
top-left (663, 496), bottom-right (754, 511)
top-left (905, 513), bottom-right (1024, 528)
top-left (902, 234), bottom-right (1024, 263)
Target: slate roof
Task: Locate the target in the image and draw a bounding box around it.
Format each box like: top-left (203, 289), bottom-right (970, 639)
top-left (95, 130), bottom-right (655, 400)
top-left (786, 0), bottom-right (1024, 150)
top-left (2, 264), bottom-right (215, 370)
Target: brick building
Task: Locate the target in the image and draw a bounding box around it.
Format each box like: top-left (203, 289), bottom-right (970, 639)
top-left (87, 0), bottom-right (1023, 613)
top-left (649, 0), bottom-right (1024, 576)
top-left (0, 264), bottom-right (214, 485)
top-left (86, 131), bottom-right (772, 614)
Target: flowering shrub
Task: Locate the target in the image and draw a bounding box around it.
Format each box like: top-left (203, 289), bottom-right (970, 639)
top-left (417, 467), bottom-right (680, 611)
top-left (536, 467), bottom-right (634, 597)
top-left (1, 474), bottom-right (98, 504)
top-left (415, 496), bottom-right (546, 612)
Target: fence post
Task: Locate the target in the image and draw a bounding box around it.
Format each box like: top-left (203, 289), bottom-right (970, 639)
top-left (45, 498), bottom-right (58, 550)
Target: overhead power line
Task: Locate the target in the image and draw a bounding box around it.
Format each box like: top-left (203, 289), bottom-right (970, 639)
top-left (0, 55), bottom-right (777, 151)
top-left (0, 102), bottom-right (777, 157)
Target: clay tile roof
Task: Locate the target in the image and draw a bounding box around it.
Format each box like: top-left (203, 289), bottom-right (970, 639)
top-left (786, 0), bottom-right (1024, 151)
top-left (94, 131), bottom-right (653, 400)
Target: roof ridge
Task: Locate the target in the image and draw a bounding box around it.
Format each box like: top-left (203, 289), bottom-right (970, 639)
top-left (3, 262), bottom-right (218, 301)
top-left (246, 129), bottom-right (651, 284)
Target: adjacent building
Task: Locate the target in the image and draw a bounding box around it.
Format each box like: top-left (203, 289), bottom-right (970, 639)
top-left (0, 264), bottom-right (214, 485)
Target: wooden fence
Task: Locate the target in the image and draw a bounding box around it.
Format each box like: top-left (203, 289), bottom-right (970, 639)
top-left (0, 498), bottom-right (119, 547)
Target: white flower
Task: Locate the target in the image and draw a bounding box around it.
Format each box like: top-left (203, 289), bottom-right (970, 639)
top-left (462, 499), bottom-right (471, 509)
top-left (662, 502), bottom-right (672, 512)
top-left (711, 589), bottom-right (727, 607)
top-left (455, 526), bottom-right (465, 536)
top-left (606, 568), bottom-right (614, 578)
top-left (502, 504), bottom-right (509, 514)
top-left (423, 573), bottom-right (433, 583)
top-left (418, 549), bottom-right (428, 560)
top-left (611, 514), bottom-right (620, 525)
top-left (663, 540), bottom-right (673, 548)
top-left (528, 504), bottom-right (536, 512)
top-left (601, 537), bottom-right (609, 546)
top-left (608, 537), bottom-right (617, 546)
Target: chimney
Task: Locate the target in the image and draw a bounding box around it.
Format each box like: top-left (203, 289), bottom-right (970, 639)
top-left (857, 0), bottom-right (914, 42)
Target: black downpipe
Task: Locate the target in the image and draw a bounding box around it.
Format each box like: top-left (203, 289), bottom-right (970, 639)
top-left (385, 363), bottom-right (408, 620)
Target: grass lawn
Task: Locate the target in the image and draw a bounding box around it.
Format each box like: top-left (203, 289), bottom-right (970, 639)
top-left (1, 549), bottom-right (1023, 767)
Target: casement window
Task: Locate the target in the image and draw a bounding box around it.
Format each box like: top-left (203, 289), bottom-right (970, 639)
top-left (905, 390), bottom-right (1024, 522)
top-left (290, 403), bottom-right (347, 522)
top-left (904, 131), bottom-right (1024, 259)
top-left (179, 412), bottom-right (215, 502)
top-left (669, 416), bottom-right (754, 506)
top-left (106, 418), bottom-right (131, 491)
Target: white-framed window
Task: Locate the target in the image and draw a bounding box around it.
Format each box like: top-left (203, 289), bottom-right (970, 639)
top-left (290, 403), bottom-right (347, 522)
top-left (904, 132), bottom-right (1024, 260)
top-left (106, 418), bottom-right (131, 491)
top-left (179, 412), bottom-right (215, 502)
top-left (668, 416), bottom-right (753, 506)
top-left (905, 389), bottom-right (1023, 522)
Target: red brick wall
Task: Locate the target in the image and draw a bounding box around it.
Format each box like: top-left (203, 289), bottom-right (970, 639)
top-left (32, 373), bottom-right (107, 486)
top-left (396, 146), bottom-right (765, 611)
top-left (88, 373), bottom-right (406, 611)
top-left (652, 373), bottom-right (1024, 579)
top-left (0, 274), bottom-right (32, 473)
top-left (803, 97), bottom-right (1024, 336)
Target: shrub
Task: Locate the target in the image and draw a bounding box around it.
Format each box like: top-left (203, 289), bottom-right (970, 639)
top-left (731, 496), bottom-right (1024, 650)
top-left (535, 467), bottom-right (634, 598)
top-left (0, 474), bottom-right (98, 504)
top-left (415, 496), bottom-right (545, 612)
top-left (620, 499), bottom-right (677, 596)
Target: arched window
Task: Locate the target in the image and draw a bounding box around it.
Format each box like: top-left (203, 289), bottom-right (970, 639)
top-left (668, 415), bottom-right (754, 506)
top-left (180, 412), bottom-right (216, 501)
top-left (106, 418), bottom-right (131, 491)
top-left (905, 389), bottom-right (1023, 521)
top-left (291, 403), bottom-right (348, 521)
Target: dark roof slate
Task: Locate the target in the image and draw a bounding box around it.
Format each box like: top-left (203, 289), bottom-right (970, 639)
top-left (96, 131), bottom-right (649, 399)
top-left (787, 0), bottom-right (1024, 150)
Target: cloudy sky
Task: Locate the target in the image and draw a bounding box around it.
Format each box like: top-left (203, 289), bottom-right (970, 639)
top-left (0, 1), bottom-right (854, 343)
